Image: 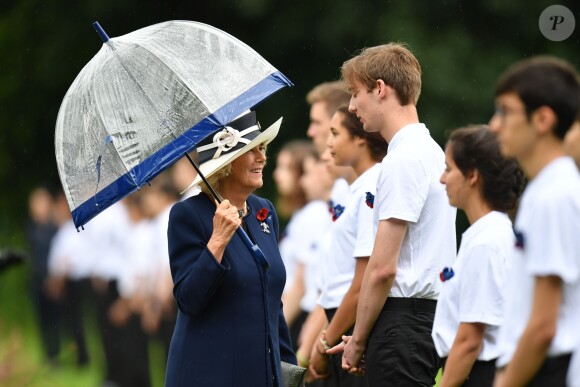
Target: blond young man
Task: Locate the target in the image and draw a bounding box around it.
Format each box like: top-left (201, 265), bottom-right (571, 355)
top-left (328, 43), bottom-right (457, 386)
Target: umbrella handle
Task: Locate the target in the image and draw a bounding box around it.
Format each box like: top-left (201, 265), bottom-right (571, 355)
top-left (236, 228), bottom-right (270, 269)
top-left (185, 153), bottom-right (223, 203)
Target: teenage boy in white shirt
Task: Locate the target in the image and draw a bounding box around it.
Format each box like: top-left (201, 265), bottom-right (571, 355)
top-left (564, 119), bottom-right (580, 170)
top-left (489, 56), bottom-right (580, 387)
top-left (328, 43), bottom-right (457, 386)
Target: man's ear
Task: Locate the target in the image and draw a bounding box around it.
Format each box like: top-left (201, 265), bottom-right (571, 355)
top-left (375, 79), bottom-right (389, 100)
top-left (532, 106), bottom-right (558, 137)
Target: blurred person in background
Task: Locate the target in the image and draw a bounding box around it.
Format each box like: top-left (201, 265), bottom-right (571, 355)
top-left (46, 188), bottom-right (91, 368)
top-left (25, 183), bottom-right (60, 365)
top-left (308, 106), bottom-right (386, 386)
top-left (140, 177), bottom-right (179, 360)
top-left (295, 147), bottom-right (356, 385)
top-left (85, 200), bottom-right (132, 387)
top-left (306, 81), bottom-right (351, 156)
top-left (433, 125), bottom-right (524, 387)
top-left (298, 150), bottom-right (336, 344)
top-left (274, 139), bottom-right (330, 350)
top-left (305, 81), bottom-right (352, 216)
top-left (108, 192), bottom-right (152, 387)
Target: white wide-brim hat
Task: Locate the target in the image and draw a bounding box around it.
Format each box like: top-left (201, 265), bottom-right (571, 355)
top-left (184, 111), bottom-right (282, 192)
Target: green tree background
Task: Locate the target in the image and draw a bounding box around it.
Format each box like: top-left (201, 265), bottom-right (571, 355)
top-left (0, 0), bottom-right (578, 385)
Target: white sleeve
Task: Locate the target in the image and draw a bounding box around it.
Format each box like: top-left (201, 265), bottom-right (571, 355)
top-left (377, 154), bottom-right (429, 223)
top-left (459, 244), bottom-right (506, 326)
top-left (295, 206), bottom-right (332, 265)
top-left (117, 268), bottom-right (136, 298)
top-left (353, 192), bottom-right (376, 258)
top-left (47, 233), bottom-right (67, 277)
top-left (525, 195), bottom-right (580, 284)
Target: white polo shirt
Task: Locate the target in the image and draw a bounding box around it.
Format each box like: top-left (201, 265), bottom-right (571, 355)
top-left (318, 163), bottom-right (380, 309)
top-left (297, 200), bottom-right (333, 312)
top-left (330, 178), bottom-right (350, 208)
top-left (280, 200), bottom-right (332, 296)
top-left (48, 219), bottom-right (94, 280)
top-left (496, 157), bottom-right (580, 368)
top-left (374, 123), bottom-right (457, 299)
top-left (432, 211), bottom-right (514, 360)
top-left (314, 178), bottom-right (350, 295)
top-left (86, 202), bottom-right (131, 281)
top-left (117, 219), bottom-right (155, 298)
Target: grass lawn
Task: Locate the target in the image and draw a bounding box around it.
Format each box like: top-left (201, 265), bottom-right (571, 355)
top-left (0, 265), bottom-right (166, 387)
top-left (1, 265), bottom-right (442, 386)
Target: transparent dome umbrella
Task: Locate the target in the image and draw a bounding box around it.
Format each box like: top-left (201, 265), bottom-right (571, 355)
top-left (55, 20), bottom-right (292, 235)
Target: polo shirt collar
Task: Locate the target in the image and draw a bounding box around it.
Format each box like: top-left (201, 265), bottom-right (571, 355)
top-left (388, 122), bottom-right (428, 152)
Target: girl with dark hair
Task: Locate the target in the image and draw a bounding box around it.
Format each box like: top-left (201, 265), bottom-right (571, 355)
top-left (432, 125), bottom-right (524, 387)
top-left (308, 105), bottom-right (387, 386)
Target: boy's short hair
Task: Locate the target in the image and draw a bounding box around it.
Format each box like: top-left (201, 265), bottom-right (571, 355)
top-left (341, 43), bottom-right (422, 106)
top-left (306, 81), bottom-right (351, 118)
top-left (495, 56), bottom-right (580, 139)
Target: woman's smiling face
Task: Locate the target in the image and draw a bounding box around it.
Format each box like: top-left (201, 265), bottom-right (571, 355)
top-left (229, 144), bottom-right (267, 191)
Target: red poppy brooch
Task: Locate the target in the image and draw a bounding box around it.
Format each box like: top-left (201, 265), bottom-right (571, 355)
top-left (257, 208), bottom-right (270, 234)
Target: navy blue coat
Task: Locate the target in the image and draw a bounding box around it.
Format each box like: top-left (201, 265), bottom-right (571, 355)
top-left (165, 193), bottom-right (296, 387)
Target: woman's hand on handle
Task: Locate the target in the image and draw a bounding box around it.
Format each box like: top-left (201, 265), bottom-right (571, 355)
top-left (207, 200), bottom-right (242, 262)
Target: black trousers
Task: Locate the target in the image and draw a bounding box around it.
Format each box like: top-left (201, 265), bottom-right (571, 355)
top-left (365, 297), bottom-right (440, 387)
top-left (94, 279), bottom-right (151, 387)
top-left (441, 357), bottom-right (496, 387)
top-left (30, 278), bottom-right (61, 362)
top-left (514, 353), bottom-right (570, 387)
top-left (289, 309), bottom-right (309, 351)
top-left (62, 278), bottom-right (90, 366)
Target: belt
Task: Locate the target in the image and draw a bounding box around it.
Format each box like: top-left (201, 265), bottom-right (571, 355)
top-left (381, 297), bottom-right (437, 313)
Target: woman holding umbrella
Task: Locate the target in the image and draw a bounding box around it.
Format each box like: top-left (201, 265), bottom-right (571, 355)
top-left (165, 111), bottom-right (296, 387)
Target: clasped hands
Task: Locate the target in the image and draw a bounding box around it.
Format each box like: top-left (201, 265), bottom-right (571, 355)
top-left (310, 335), bottom-right (366, 377)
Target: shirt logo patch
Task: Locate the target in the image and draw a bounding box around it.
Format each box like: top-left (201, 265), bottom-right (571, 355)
top-left (514, 229), bottom-right (525, 250)
top-left (365, 192), bottom-right (375, 209)
top-left (327, 200), bottom-right (345, 222)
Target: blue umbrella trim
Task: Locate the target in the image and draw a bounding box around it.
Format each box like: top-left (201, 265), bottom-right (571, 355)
top-left (71, 71), bottom-right (292, 228)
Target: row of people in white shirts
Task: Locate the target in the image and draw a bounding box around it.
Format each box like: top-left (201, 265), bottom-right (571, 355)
top-left (281, 122), bottom-right (580, 384)
top-left (47, 186), bottom-right (177, 326)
